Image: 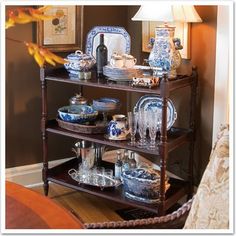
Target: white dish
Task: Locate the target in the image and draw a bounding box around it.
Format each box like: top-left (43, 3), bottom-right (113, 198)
top-left (106, 77), bottom-right (131, 82)
top-left (104, 134), bottom-right (129, 141)
top-left (133, 95), bottom-right (177, 130)
top-left (85, 26), bottom-right (131, 62)
top-left (103, 65), bottom-right (143, 81)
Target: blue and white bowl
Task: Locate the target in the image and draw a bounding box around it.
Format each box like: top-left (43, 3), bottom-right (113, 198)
top-left (93, 97), bottom-right (120, 111)
top-left (58, 105), bottom-right (98, 124)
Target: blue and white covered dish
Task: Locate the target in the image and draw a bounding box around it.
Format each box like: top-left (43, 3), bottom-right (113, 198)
top-left (122, 168), bottom-right (170, 203)
top-left (64, 50), bottom-right (96, 75)
top-left (58, 105), bottom-right (98, 124)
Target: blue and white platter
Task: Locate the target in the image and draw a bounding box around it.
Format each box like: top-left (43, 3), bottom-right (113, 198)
top-left (85, 26), bottom-right (131, 62)
top-left (133, 95), bottom-right (177, 130)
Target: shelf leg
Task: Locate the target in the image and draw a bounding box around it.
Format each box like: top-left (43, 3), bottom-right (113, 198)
top-left (188, 67), bottom-right (198, 199)
top-left (188, 141), bottom-right (194, 199)
top-left (40, 68), bottom-right (49, 196)
top-left (42, 156), bottom-right (49, 196)
top-left (159, 74), bottom-right (170, 216)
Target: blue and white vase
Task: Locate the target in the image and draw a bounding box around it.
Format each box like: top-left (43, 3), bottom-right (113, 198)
top-left (148, 26), bottom-right (181, 79)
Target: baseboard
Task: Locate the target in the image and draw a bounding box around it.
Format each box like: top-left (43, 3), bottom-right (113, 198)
top-left (5, 157), bottom-right (74, 188)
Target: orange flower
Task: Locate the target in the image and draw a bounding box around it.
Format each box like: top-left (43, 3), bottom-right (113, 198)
top-left (24, 42), bottom-right (67, 67)
top-left (6, 6), bottom-right (66, 68)
top-left (6, 6), bottom-right (57, 29)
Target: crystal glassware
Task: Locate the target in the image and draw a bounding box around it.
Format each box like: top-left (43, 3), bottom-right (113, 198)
top-left (103, 169), bottom-right (114, 186)
top-left (137, 109), bottom-right (148, 148)
top-left (156, 112), bottom-right (162, 153)
top-left (94, 166), bottom-right (105, 186)
top-left (147, 110), bottom-right (159, 150)
top-left (127, 111), bottom-right (138, 146)
top-left (78, 163), bottom-right (89, 183)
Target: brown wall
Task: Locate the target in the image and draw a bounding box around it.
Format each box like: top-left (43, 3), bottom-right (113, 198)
top-left (6, 6), bottom-right (128, 168)
top-left (191, 6), bottom-right (217, 179)
top-left (6, 5), bottom-right (218, 184)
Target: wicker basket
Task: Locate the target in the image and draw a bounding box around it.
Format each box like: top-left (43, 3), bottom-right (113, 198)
top-left (56, 118), bottom-right (106, 134)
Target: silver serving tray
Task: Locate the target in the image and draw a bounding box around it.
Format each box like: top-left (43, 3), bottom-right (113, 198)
top-left (68, 168), bottom-right (122, 190)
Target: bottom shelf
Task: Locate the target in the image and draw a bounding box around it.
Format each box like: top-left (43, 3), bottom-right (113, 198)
top-left (47, 157), bottom-right (189, 215)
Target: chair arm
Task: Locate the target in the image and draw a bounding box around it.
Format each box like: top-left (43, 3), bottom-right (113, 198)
top-left (85, 197), bottom-right (194, 229)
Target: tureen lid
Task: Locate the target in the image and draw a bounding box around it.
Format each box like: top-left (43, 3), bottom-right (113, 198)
top-left (67, 50), bottom-right (92, 61)
top-left (123, 168), bottom-right (162, 182)
top-left (69, 93), bottom-right (87, 105)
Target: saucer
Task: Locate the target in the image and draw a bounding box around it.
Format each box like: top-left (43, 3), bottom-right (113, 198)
top-left (104, 134), bottom-right (129, 141)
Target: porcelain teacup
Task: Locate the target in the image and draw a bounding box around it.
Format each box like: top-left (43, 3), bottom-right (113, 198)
top-left (123, 54), bottom-right (137, 68)
top-left (110, 53), bottom-right (124, 68)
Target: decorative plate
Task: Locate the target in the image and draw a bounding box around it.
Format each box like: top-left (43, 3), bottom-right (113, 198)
top-left (133, 95), bottom-right (177, 130)
top-left (85, 26), bottom-right (131, 62)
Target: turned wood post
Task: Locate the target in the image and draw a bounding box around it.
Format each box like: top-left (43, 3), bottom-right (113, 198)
top-left (40, 68), bottom-right (49, 196)
top-left (188, 66), bottom-right (198, 199)
top-left (159, 73), bottom-right (169, 215)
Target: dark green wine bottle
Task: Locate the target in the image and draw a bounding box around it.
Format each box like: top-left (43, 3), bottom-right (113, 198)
top-left (96, 34), bottom-right (108, 77)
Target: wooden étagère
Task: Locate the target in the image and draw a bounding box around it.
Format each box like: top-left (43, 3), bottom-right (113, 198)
top-left (40, 67), bottom-right (198, 217)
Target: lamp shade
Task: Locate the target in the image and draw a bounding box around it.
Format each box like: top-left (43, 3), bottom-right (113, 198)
top-left (132, 4), bottom-right (202, 23)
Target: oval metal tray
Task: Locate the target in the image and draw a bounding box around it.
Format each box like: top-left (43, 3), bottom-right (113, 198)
top-left (68, 169), bottom-right (122, 190)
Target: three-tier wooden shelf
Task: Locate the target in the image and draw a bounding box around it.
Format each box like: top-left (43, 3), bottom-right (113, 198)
top-left (40, 67), bottom-right (198, 216)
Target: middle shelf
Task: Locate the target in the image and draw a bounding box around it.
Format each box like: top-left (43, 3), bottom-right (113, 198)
top-left (46, 119), bottom-right (192, 156)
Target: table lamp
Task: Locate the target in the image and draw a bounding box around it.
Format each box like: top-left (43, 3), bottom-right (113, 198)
top-left (132, 4), bottom-right (202, 79)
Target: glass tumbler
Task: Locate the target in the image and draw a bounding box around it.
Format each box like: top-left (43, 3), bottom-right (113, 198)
top-left (94, 166), bottom-right (105, 186)
top-left (127, 111), bottom-right (138, 146)
top-left (78, 163), bottom-right (88, 183)
top-left (137, 109), bottom-right (148, 148)
top-left (103, 169), bottom-right (114, 186)
top-left (147, 110), bottom-right (158, 150)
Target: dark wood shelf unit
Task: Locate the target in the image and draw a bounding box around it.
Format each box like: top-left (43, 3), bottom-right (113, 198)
top-left (47, 157), bottom-right (189, 214)
top-left (47, 119), bottom-right (192, 155)
top-left (44, 67), bottom-right (195, 94)
top-left (40, 66), bottom-right (198, 216)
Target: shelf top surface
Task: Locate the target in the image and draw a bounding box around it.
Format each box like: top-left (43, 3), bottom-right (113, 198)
top-left (48, 157), bottom-right (189, 214)
top-left (42, 67), bottom-right (195, 94)
top-left (46, 120), bottom-right (192, 156)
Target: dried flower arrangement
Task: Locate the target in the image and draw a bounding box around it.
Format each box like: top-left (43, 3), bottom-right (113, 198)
top-left (6, 6), bottom-right (66, 67)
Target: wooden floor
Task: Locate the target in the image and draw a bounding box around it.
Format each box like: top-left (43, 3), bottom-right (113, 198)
top-left (32, 183), bottom-right (127, 224)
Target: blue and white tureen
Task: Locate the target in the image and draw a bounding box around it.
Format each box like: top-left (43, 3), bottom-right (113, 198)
top-left (64, 50), bottom-right (96, 75)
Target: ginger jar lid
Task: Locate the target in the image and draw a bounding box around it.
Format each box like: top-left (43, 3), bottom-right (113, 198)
top-left (69, 93), bottom-right (88, 105)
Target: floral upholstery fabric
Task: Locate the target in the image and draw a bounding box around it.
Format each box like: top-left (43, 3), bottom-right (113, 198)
top-left (184, 125), bottom-right (229, 229)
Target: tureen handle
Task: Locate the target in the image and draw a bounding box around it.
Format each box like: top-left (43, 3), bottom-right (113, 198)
top-left (75, 50), bottom-right (83, 55)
